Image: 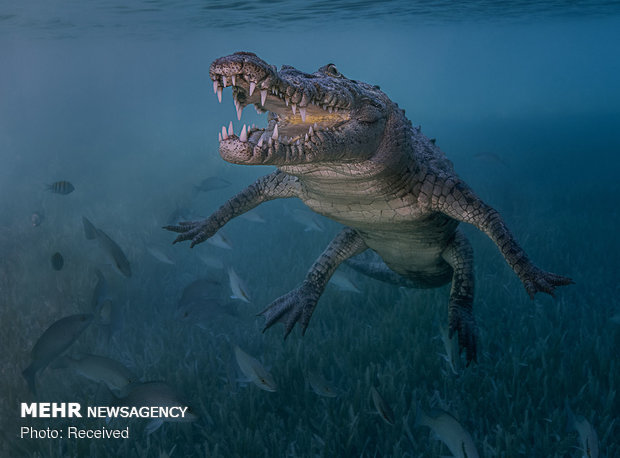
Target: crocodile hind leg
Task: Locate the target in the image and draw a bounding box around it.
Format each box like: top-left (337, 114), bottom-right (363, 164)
top-left (441, 229), bottom-right (477, 365)
top-left (260, 227), bottom-right (367, 338)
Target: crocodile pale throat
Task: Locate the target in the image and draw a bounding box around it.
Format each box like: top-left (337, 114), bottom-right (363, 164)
top-left (166, 51), bottom-right (573, 365)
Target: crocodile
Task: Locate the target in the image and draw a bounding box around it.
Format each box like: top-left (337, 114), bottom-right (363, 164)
top-left (165, 51), bottom-right (573, 364)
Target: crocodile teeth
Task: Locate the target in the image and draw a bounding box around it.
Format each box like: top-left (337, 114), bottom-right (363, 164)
top-left (221, 126), bottom-right (228, 140)
top-left (236, 102), bottom-right (243, 121)
top-left (328, 106), bottom-right (333, 114)
top-left (272, 124), bottom-right (279, 140)
top-left (217, 87), bottom-right (223, 103)
top-left (257, 135), bottom-right (264, 147)
top-left (309, 126), bottom-right (314, 135)
top-left (260, 89), bottom-right (267, 106)
top-left (305, 133), bottom-right (309, 142)
top-left (291, 103), bottom-right (296, 115)
top-left (218, 132), bottom-right (222, 142)
top-left (231, 75), bottom-right (236, 86)
top-left (300, 107), bottom-right (307, 122)
top-left (222, 76), bottom-right (227, 87)
top-left (240, 124), bottom-right (247, 142)
top-left (285, 97), bottom-right (290, 107)
top-left (228, 121), bottom-right (233, 136)
top-left (249, 81), bottom-right (256, 96)
top-left (213, 80), bottom-right (218, 94)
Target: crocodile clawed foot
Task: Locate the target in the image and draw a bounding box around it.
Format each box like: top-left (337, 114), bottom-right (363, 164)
top-left (521, 266), bottom-right (574, 299)
top-left (448, 304), bottom-right (478, 366)
top-left (163, 219), bottom-right (215, 248)
top-left (259, 282), bottom-right (320, 338)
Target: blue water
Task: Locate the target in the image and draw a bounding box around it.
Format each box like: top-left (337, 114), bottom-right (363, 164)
top-left (1, 2), bottom-right (619, 457)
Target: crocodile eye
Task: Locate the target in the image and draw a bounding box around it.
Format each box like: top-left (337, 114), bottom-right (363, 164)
top-left (325, 64), bottom-right (341, 77)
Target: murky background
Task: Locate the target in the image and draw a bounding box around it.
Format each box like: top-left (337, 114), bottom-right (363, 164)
top-left (1, 1), bottom-right (618, 456)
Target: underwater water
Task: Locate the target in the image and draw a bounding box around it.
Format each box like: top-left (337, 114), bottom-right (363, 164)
top-left (1, 1), bottom-right (619, 457)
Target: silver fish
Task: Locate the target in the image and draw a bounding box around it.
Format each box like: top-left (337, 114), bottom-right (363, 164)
top-left (194, 176), bottom-right (231, 192)
top-left (207, 232), bottom-right (232, 249)
top-left (240, 210), bottom-right (266, 223)
top-left (91, 269), bottom-right (108, 312)
top-left (329, 271), bottom-right (361, 293)
top-left (566, 400), bottom-right (599, 458)
top-left (234, 345), bottom-right (277, 392)
top-left (146, 246), bottom-right (175, 265)
top-left (307, 370), bottom-right (338, 398)
top-left (22, 313), bottom-right (93, 394)
top-left (198, 253), bottom-right (225, 270)
top-left (46, 180), bottom-right (75, 195)
top-left (415, 407), bottom-right (480, 458)
top-left (82, 217), bottom-right (132, 278)
top-left (53, 354), bottom-right (137, 396)
top-left (438, 320), bottom-right (460, 375)
top-left (228, 267), bottom-right (251, 303)
top-left (370, 386), bottom-right (395, 425)
top-left (97, 298), bottom-right (122, 343)
top-left (291, 209), bottom-right (324, 232)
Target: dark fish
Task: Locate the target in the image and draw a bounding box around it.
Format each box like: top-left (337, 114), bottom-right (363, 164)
top-left (31, 212), bottom-right (44, 227)
top-left (82, 217), bottom-right (132, 278)
top-left (177, 278), bottom-right (222, 311)
top-left (472, 152), bottom-right (509, 168)
top-left (51, 252), bottom-right (64, 271)
top-left (194, 176), bottom-right (231, 192)
top-left (22, 313), bottom-right (93, 394)
top-left (46, 181), bottom-right (75, 195)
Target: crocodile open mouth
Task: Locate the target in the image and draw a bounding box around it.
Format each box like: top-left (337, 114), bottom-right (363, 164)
top-left (209, 53), bottom-right (353, 164)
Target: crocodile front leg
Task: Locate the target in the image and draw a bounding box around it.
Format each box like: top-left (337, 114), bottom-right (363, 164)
top-left (428, 177), bottom-right (574, 298)
top-left (260, 227), bottom-right (367, 338)
top-left (441, 229), bottom-right (477, 365)
top-left (164, 171), bottom-right (299, 247)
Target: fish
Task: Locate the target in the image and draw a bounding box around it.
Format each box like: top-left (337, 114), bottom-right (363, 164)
top-left (46, 180), bottom-right (75, 195)
top-left (97, 298), bottom-right (123, 343)
top-left (207, 232), bottom-right (232, 249)
top-left (307, 370), bottom-right (338, 398)
top-left (176, 278), bottom-right (232, 323)
top-left (146, 246), bottom-right (175, 265)
top-left (31, 212), bottom-right (44, 227)
top-left (91, 269), bottom-right (108, 312)
top-left (22, 313), bottom-right (93, 394)
top-left (438, 320), bottom-right (460, 375)
top-left (472, 152), bottom-right (509, 168)
top-left (329, 271), bottom-right (361, 293)
top-left (194, 176), bottom-right (232, 192)
top-left (566, 400), bottom-right (599, 458)
top-left (198, 253), bottom-right (225, 270)
top-left (240, 210), bottom-right (266, 223)
top-left (166, 206), bottom-right (195, 225)
top-left (370, 386), bottom-right (395, 425)
top-left (82, 217), bottom-right (132, 278)
top-left (228, 267), bottom-right (251, 303)
top-left (53, 354), bottom-right (137, 396)
top-left (51, 252), bottom-right (64, 271)
top-left (415, 407), bottom-right (480, 458)
top-left (114, 381), bottom-right (198, 434)
top-left (291, 209), bottom-right (324, 232)
top-left (233, 345), bottom-right (277, 392)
